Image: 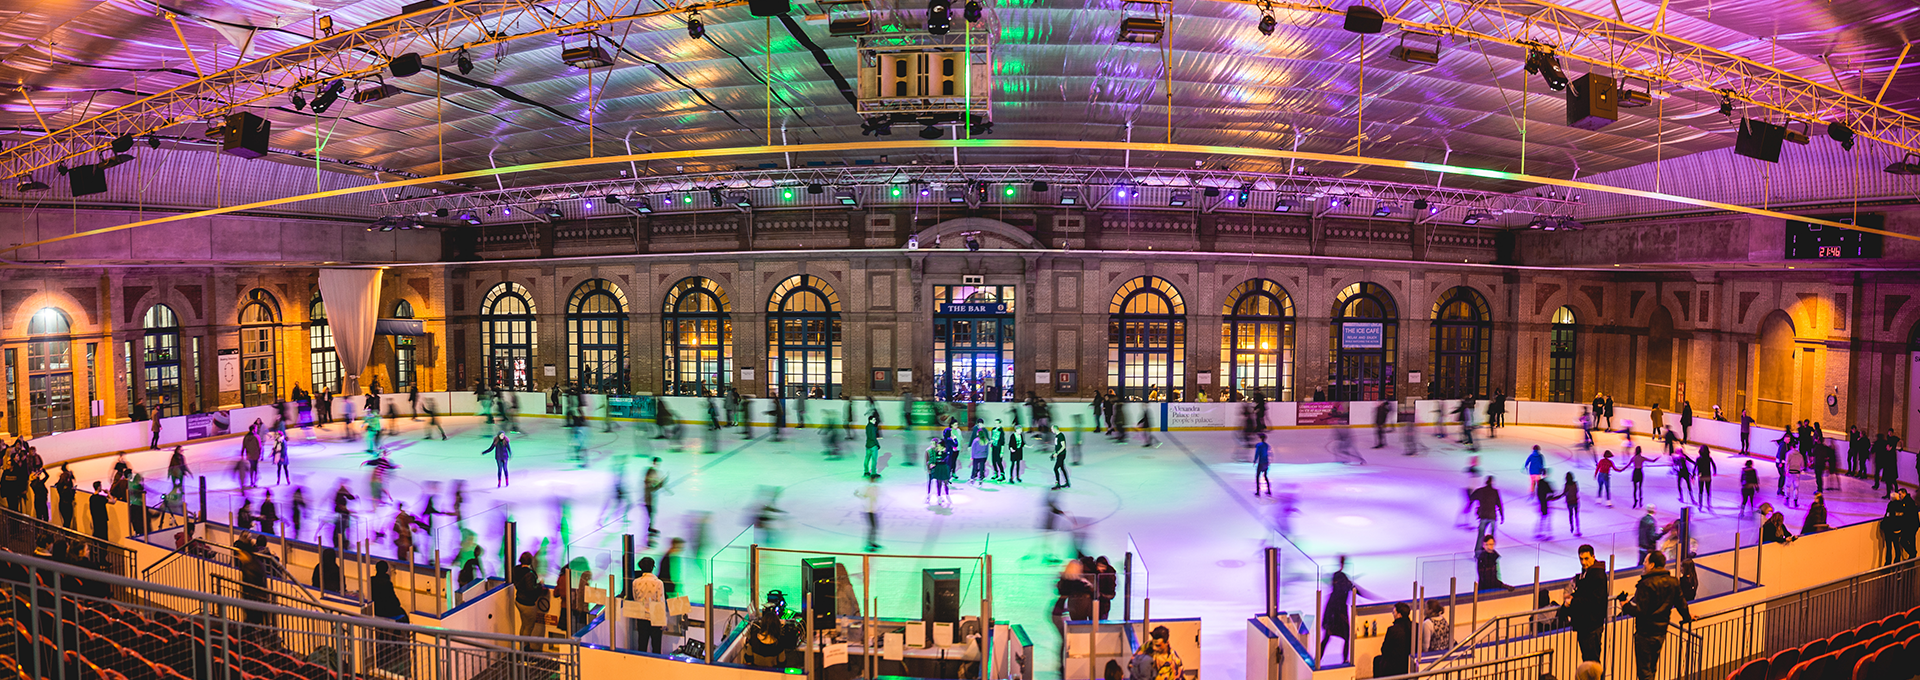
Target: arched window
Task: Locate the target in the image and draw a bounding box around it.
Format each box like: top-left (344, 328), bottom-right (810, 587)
top-left (1108, 276), bottom-right (1186, 401)
top-left (567, 279), bottom-right (629, 393)
top-left (1219, 279), bottom-right (1295, 401)
top-left (1430, 287), bottom-right (1492, 399)
top-left (309, 294), bottom-right (341, 394)
top-left (26, 308), bottom-right (75, 434)
top-left (664, 277), bottom-right (732, 396)
top-left (1754, 311), bottom-right (1794, 426)
top-left (1646, 306), bottom-right (1677, 410)
top-left (766, 275), bottom-right (842, 398)
top-left (481, 283), bottom-right (537, 390)
top-left (1548, 306), bottom-right (1577, 403)
top-left (392, 300), bottom-right (417, 390)
top-left (1328, 282), bottom-right (1398, 401)
top-left (240, 289), bottom-right (280, 406)
top-left (143, 305), bottom-right (183, 418)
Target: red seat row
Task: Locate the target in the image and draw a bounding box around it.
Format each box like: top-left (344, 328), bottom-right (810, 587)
top-left (1726, 606), bottom-right (1920, 680)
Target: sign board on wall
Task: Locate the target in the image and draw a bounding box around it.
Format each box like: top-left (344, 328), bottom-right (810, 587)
top-left (938, 303), bottom-right (1008, 315)
top-left (1297, 402), bottom-right (1350, 426)
top-left (871, 368), bottom-right (893, 391)
top-left (217, 353), bottom-right (241, 392)
top-left (1408, 371), bottom-right (1423, 384)
top-left (740, 368), bottom-right (754, 381)
top-left (1054, 370), bottom-right (1076, 394)
top-left (1166, 403), bottom-right (1225, 429)
top-left (1340, 323), bottom-right (1385, 349)
top-left (186, 411), bottom-right (231, 439)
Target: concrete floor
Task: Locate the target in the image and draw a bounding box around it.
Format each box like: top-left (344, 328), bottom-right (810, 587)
top-left (59, 413), bottom-right (1902, 679)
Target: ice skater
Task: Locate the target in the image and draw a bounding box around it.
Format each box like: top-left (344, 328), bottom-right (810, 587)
top-left (968, 426), bottom-right (989, 482)
top-left (926, 440), bottom-right (951, 503)
top-left (1402, 410), bottom-right (1424, 456)
top-left (863, 412), bottom-right (882, 475)
top-left (989, 421), bottom-right (1007, 481)
top-left (643, 458), bottom-right (666, 544)
top-left (856, 474), bottom-right (882, 552)
top-left (1670, 448), bottom-right (1695, 506)
top-left (1533, 474), bottom-right (1558, 540)
top-left (1694, 446), bottom-right (1716, 510)
top-left (271, 431), bottom-right (291, 485)
top-left (1137, 406), bottom-right (1157, 448)
top-left (1252, 433), bottom-right (1272, 495)
top-left (1525, 445), bottom-right (1546, 488)
top-left (363, 450), bottom-right (398, 505)
top-left (1051, 429), bottom-right (1071, 489)
top-left (482, 432), bottom-right (513, 487)
top-left (1629, 447), bottom-right (1649, 508)
top-left (1373, 400), bottom-right (1391, 448)
top-left (1007, 427), bottom-right (1026, 483)
top-left (1561, 471), bottom-right (1583, 536)
top-left (1739, 461), bottom-right (1761, 513)
top-left (422, 399), bottom-right (447, 440)
top-left (1318, 556), bottom-right (1378, 665)
top-left (1594, 451), bottom-right (1617, 506)
top-left (1331, 422), bottom-right (1363, 465)
top-left (1466, 477), bottom-right (1504, 544)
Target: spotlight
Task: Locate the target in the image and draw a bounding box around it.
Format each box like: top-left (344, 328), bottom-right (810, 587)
top-left (687, 12), bottom-right (706, 39)
top-left (1203, 187), bottom-right (1221, 198)
top-left (606, 194), bottom-right (622, 204)
top-left (1058, 188), bottom-right (1080, 205)
top-left (945, 189), bottom-right (968, 204)
top-left (56, 163), bottom-right (68, 176)
top-left (730, 192), bottom-right (752, 207)
top-left (311, 80), bottom-right (345, 113)
top-left (708, 188), bottom-right (724, 206)
top-left (1031, 181), bottom-right (1049, 192)
top-left (459, 211), bottom-right (481, 225)
top-left (807, 184), bottom-right (825, 195)
top-left (964, 0), bottom-right (982, 22)
top-left (291, 89), bottom-right (307, 111)
top-left (1118, 17), bottom-right (1166, 43)
top-left (1784, 121), bottom-right (1811, 146)
top-left (1886, 153), bottom-right (1920, 176)
top-left (1273, 198), bottom-right (1292, 212)
top-left (1391, 32), bottom-right (1441, 64)
top-left (15, 177), bottom-right (49, 192)
top-left (1374, 204), bottom-right (1394, 217)
top-left (1827, 121), bottom-right (1855, 151)
top-left (919, 125), bottom-right (944, 140)
top-left (583, 200), bottom-right (593, 210)
top-left (1257, 13), bottom-right (1276, 36)
top-left (1462, 212), bottom-right (1486, 225)
top-left (435, 208), bottom-right (450, 218)
top-left (1113, 183), bottom-right (1137, 199)
top-left (562, 44), bottom-right (613, 69)
top-left (1412, 198), bottom-right (1428, 212)
top-left (456, 48), bottom-right (473, 75)
top-left (353, 83), bottom-right (402, 103)
top-left (634, 197), bottom-right (654, 214)
top-left (968, 120), bottom-right (994, 135)
top-left (835, 188), bottom-right (858, 206)
top-left (100, 153), bottom-right (135, 169)
top-left (1523, 49), bottom-right (1568, 91)
top-left (145, 135), bottom-right (159, 149)
top-left (1169, 190), bottom-right (1192, 207)
top-left (927, 0), bottom-right (952, 35)
top-left (539, 203), bottom-right (563, 218)
top-left (1718, 93), bottom-right (1733, 117)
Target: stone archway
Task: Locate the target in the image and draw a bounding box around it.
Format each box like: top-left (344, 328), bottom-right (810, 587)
top-left (912, 217), bottom-right (1044, 250)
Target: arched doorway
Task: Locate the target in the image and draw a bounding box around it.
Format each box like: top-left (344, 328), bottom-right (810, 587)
top-left (1328, 282), bottom-right (1398, 401)
top-left (1548, 306), bottom-right (1578, 403)
top-left (934, 284), bottom-right (1016, 402)
top-left (1430, 287), bottom-right (1492, 399)
top-left (1107, 276), bottom-right (1186, 401)
top-left (567, 279), bottom-right (629, 393)
top-left (1755, 311), bottom-right (1796, 426)
top-left (391, 300), bottom-right (417, 390)
top-left (480, 283), bottom-right (537, 390)
top-left (143, 305), bottom-right (183, 418)
top-left (239, 289), bottom-right (280, 406)
top-left (1220, 279), bottom-right (1295, 401)
top-left (1645, 306), bottom-right (1677, 410)
top-left (663, 277), bottom-right (733, 396)
top-left (309, 294), bottom-right (340, 394)
top-left (766, 275), bottom-right (842, 398)
top-left (26, 308), bottom-right (75, 434)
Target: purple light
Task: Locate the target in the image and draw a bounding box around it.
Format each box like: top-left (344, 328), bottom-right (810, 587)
top-left (920, 188), bottom-right (931, 196)
top-left (584, 201), bottom-right (593, 210)
top-left (503, 208), bottom-right (512, 215)
top-left (1329, 199), bottom-right (1340, 207)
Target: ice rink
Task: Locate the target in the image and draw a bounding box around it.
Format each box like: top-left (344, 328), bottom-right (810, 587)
top-left (54, 409), bottom-right (1901, 678)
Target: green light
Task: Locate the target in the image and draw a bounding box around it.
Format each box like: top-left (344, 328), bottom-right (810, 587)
top-left (891, 187), bottom-right (903, 197)
top-left (684, 196), bottom-right (694, 204)
top-left (1003, 186), bottom-right (1015, 196)
top-left (783, 189), bottom-right (794, 200)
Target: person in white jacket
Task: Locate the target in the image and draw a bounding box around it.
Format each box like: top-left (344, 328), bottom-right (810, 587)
top-left (629, 557), bottom-right (667, 653)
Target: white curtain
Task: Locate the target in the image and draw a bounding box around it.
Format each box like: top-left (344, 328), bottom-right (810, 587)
top-left (318, 268), bottom-right (384, 396)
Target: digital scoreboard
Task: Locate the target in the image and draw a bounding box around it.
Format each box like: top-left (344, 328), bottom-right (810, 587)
top-left (1784, 213), bottom-right (1883, 260)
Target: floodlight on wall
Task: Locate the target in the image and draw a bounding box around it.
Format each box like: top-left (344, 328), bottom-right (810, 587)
top-left (945, 189), bottom-right (968, 204)
top-left (730, 192), bottom-right (752, 207)
top-left (459, 211), bottom-right (482, 225)
top-left (835, 188), bottom-right (858, 206)
top-left (539, 203), bottom-right (563, 218)
top-left (633, 197), bottom-right (654, 213)
top-left (926, 0), bottom-right (952, 34)
top-left (1118, 17), bottom-right (1165, 43)
top-left (1058, 188), bottom-right (1080, 205)
top-left (1886, 153), bottom-right (1920, 175)
top-left (1391, 32), bottom-right (1440, 65)
top-left (15, 176), bottom-right (49, 192)
top-left (563, 44), bottom-right (613, 69)
top-left (1523, 49), bottom-right (1568, 91)
top-left (1168, 190), bottom-right (1192, 207)
top-left (1273, 198), bottom-right (1293, 212)
top-left (1828, 121), bottom-right (1855, 150)
top-left (1462, 212), bottom-right (1486, 225)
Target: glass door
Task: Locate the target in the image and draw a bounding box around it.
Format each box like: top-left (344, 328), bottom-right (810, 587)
top-left (29, 373), bottom-right (74, 434)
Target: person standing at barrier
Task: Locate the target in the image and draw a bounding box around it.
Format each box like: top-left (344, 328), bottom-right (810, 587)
top-left (1374, 603), bottom-right (1414, 678)
top-left (1739, 461), bottom-right (1761, 513)
top-left (1679, 400), bottom-right (1693, 443)
top-left (512, 552), bottom-right (548, 651)
top-left (1488, 389), bottom-right (1507, 437)
top-left (864, 412), bottom-right (882, 476)
top-left (1802, 492), bottom-right (1829, 535)
top-left (87, 481), bottom-right (111, 541)
top-left (1476, 535), bottom-right (1516, 592)
top-left (1567, 545), bottom-right (1608, 662)
top-left (1373, 400), bottom-right (1391, 448)
top-left (54, 464), bottom-right (76, 529)
top-left (628, 556), bottom-right (666, 653)
top-left (1619, 551), bottom-right (1692, 680)
top-left (242, 424), bottom-right (264, 488)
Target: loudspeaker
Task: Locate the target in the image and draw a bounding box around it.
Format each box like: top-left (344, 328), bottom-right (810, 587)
top-left (748, 0), bottom-right (790, 16)
top-left (1343, 6), bottom-right (1385, 34)
top-left (922, 568), bottom-right (960, 625)
top-left (68, 163), bottom-right (107, 197)
top-left (1493, 230), bottom-right (1517, 265)
top-left (1735, 119), bottom-right (1786, 163)
top-left (1566, 73), bottom-right (1617, 131)
top-left (390, 52), bottom-right (422, 78)
top-left (223, 112), bottom-right (271, 159)
top-left (803, 557), bottom-right (836, 629)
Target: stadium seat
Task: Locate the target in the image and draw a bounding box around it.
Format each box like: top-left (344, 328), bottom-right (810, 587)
top-left (1833, 630), bottom-right (1859, 650)
top-left (1830, 643), bottom-right (1871, 680)
top-left (1730, 656), bottom-right (1771, 680)
top-left (1803, 638), bottom-right (1831, 659)
top-left (1768, 646), bottom-right (1803, 680)
top-left (1787, 654), bottom-right (1827, 680)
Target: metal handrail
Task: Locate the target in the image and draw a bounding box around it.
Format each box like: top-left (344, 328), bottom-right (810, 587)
top-left (0, 506), bottom-right (138, 576)
top-left (1375, 648), bottom-right (1554, 680)
top-left (1425, 604), bottom-right (1558, 669)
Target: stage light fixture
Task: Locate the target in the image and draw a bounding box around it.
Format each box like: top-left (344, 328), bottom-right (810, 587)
top-left (311, 80), bottom-right (345, 113)
top-left (708, 188), bottom-right (724, 206)
top-left (353, 82), bottom-right (401, 103)
top-left (1886, 153), bottom-right (1920, 176)
top-left (830, 15), bottom-right (874, 36)
top-left (781, 188), bottom-right (795, 200)
top-left (1828, 121), bottom-right (1855, 150)
top-left (969, 120), bottom-right (994, 135)
top-left (860, 117), bottom-right (892, 136)
top-left (808, 184), bottom-right (826, 195)
top-left (1462, 212), bottom-right (1486, 225)
top-left (146, 135), bottom-right (159, 149)
top-left (583, 199), bottom-right (594, 210)
top-left (1257, 13), bottom-right (1276, 36)
top-left (835, 188), bottom-right (858, 206)
top-left (965, 233), bottom-right (981, 251)
top-left (1235, 186), bottom-right (1251, 205)
top-left (945, 189), bottom-right (968, 204)
top-left (456, 48), bottom-right (473, 75)
top-left (108, 134), bottom-right (135, 155)
top-left (927, 0), bottom-right (952, 35)
top-left (1784, 121), bottom-right (1811, 146)
top-left (459, 211), bottom-right (481, 225)
top-left (563, 44), bottom-right (613, 69)
top-left (1523, 49), bottom-right (1568, 91)
top-left (435, 208), bottom-right (450, 218)
top-left (730, 192), bottom-right (752, 207)
top-left (919, 125), bottom-right (944, 139)
top-left (1031, 181), bottom-right (1049, 192)
top-left (1203, 187), bottom-right (1221, 198)
top-left (634, 197), bottom-right (654, 213)
top-left (291, 89), bottom-right (307, 110)
top-left (1058, 188), bottom-right (1080, 205)
top-left (15, 177), bottom-right (49, 192)
top-left (390, 52), bottom-right (423, 78)
top-left (1169, 190), bottom-right (1192, 207)
top-left (1412, 198), bottom-right (1428, 212)
top-left (1118, 17), bottom-right (1165, 43)
top-left (964, 0), bottom-right (982, 22)
top-left (539, 203), bottom-right (563, 218)
top-left (1273, 198), bottom-right (1292, 212)
top-left (1374, 204), bottom-right (1395, 217)
top-left (1719, 94), bottom-right (1734, 117)
top-left (100, 153), bottom-right (135, 169)
top-left (687, 12), bottom-right (706, 39)
top-left (606, 194), bottom-right (622, 204)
